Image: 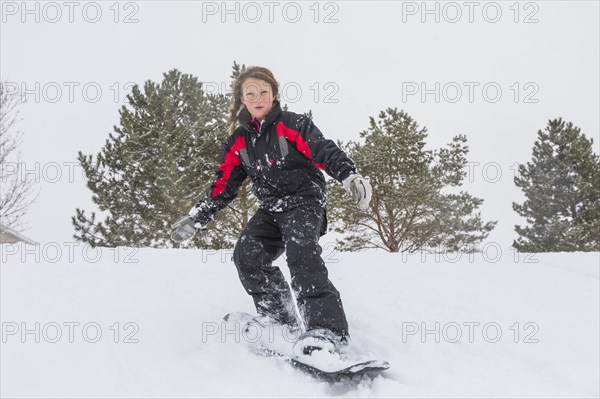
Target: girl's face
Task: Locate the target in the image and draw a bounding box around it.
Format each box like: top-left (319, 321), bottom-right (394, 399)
top-left (241, 78), bottom-right (274, 121)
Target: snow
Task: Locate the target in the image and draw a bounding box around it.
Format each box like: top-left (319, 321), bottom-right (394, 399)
top-left (1, 245), bottom-right (598, 398)
top-left (295, 349), bottom-right (355, 372)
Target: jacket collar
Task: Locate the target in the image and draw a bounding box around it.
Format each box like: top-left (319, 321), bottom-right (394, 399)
top-left (238, 100), bottom-right (282, 134)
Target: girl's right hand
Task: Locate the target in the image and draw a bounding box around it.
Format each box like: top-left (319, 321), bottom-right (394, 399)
top-left (170, 216), bottom-right (206, 243)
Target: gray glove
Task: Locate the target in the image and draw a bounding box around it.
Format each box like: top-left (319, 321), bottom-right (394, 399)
top-left (342, 174), bottom-right (372, 211)
top-left (170, 216), bottom-right (207, 243)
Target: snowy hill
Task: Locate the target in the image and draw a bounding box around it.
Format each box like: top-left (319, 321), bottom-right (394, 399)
top-left (1, 245), bottom-right (598, 398)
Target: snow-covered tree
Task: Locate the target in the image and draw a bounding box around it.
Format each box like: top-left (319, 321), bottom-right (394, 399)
top-left (73, 68), bottom-right (251, 248)
top-left (327, 108), bottom-right (496, 253)
top-left (513, 118), bottom-right (600, 252)
top-left (0, 82), bottom-right (37, 231)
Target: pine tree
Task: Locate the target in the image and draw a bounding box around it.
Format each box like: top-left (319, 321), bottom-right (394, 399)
top-left (327, 108), bottom-right (496, 253)
top-left (72, 69), bottom-right (234, 248)
top-left (513, 118), bottom-right (600, 252)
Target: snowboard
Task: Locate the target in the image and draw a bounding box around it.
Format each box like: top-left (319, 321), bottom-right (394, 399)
top-left (223, 312), bottom-right (390, 382)
top-left (273, 352), bottom-right (390, 382)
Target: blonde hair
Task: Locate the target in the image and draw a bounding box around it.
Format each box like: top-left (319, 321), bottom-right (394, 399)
top-left (228, 66), bottom-right (280, 136)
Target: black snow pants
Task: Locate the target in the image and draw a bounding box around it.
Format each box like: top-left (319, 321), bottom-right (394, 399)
top-left (232, 204), bottom-right (349, 339)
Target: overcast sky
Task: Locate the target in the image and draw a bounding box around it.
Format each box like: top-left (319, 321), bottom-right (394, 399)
top-left (1, 0), bottom-right (598, 251)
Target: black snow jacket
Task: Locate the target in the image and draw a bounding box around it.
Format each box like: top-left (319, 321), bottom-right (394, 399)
top-left (190, 101), bottom-right (357, 226)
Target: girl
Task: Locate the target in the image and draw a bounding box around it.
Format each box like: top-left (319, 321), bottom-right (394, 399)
top-left (171, 66), bottom-right (372, 356)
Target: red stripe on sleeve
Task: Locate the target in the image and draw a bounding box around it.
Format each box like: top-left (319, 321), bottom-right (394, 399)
top-left (277, 121), bottom-right (314, 159)
top-left (277, 122), bottom-right (325, 170)
top-left (212, 135), bottom-right (246, 198)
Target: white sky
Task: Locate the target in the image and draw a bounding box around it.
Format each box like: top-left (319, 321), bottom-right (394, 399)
top-left (1, 0), bottom-right (599, 249)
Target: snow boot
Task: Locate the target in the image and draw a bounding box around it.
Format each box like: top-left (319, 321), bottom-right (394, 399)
top-left (293, 328), bottom-right (346, 356)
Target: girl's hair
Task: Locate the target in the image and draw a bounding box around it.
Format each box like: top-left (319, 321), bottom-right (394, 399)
top-left (228, 66), bottom-right (280, 136)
